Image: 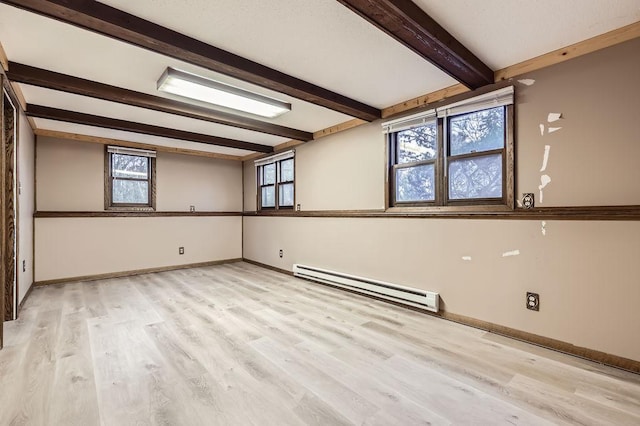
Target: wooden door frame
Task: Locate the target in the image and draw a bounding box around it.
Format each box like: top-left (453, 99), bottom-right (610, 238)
top-left (2, 78), bottom-right (18, 327)
top-left (0, 73), bottom-right (5, 348)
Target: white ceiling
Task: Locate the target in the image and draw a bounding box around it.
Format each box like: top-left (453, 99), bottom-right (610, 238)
top-left (0, 1), bottom-right (638, 156)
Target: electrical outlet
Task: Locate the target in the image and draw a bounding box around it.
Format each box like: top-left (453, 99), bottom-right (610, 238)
top-left (179, 247), bottom-right (185, 255)
top-left (296, 204), bottom-right (301, 211)
top-left (279, 249), bottom-right (283, 258)
top-left (190, 205), bottom-right (195, 212)
top-left (526, 292), bottom-right (540, 311)
top-left (522, 193), bottom-right (535, 209)
top-left (22, 260), bottom-right (26, 272)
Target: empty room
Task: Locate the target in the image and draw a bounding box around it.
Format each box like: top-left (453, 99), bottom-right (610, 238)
top-left (1, 0), bottom-right (639, 424)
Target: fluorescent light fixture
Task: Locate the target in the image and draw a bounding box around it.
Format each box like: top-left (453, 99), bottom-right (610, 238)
top-left (157, 67), bottom-right (291, 118)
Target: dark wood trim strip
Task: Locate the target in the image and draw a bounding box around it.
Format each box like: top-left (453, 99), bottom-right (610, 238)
top-left (0, 73), bottom-right (5, 347)
top-left (245, 258), bottom-right (640, 373)
top-left (34, 211), bottom-right (243, 218)
top-left (2, 0), bottom-right (380, 121)
top-left (243, 205), bottom-right (640, 220)
top-left (337, 0), bottom-right (493, 89)
top-left (17, 281), bottom-right (33, 313)
top-left (242, 258), bottom-right (294, 276)
top-left (439, 311), bottom-right (640, 374)
top-left (34, 258), bottom-right (243, 287)
top-left (26, 105), bottom-right (274, 153)
top-left (8, 62), bottom-right (313, 141)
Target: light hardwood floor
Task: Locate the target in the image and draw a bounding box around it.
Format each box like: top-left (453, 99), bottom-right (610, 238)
top-left (1, 262), bottom-right (639, 425)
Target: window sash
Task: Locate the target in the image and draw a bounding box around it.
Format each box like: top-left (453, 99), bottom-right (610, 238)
top-left (258, 157), bottom-right (295, 210)
top-left (388, 93), bottom-right (513, 208)
top-left (106, 148), bottom-right (155, 209)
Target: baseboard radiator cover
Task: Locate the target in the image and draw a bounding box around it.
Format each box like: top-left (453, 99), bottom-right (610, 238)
top-left (292, 264), bottom-right (439, 312)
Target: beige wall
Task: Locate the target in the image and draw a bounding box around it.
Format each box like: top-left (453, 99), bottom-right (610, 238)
top-left (157, 153), bottom-right (242, 211)
top-left (243, 161), bottom-right (256, 211)
top-left (37, 137), bottom-right (243, 212)
top-left (36, 216), bottom-right (241, 281)
top-left (17, 109), bottom-right (35, 303)
top-left (244, 217), bottom-right (640, 361)
top-left (243, 39), bottom-right (640, 362)
top-left (35, 136), bottom-right (243, 281)
top-left (36, 137), bottom-right (104, 211)
top-left (296, 123), bottom-right (385, 211)
top-left (515, 38), bottom-right (640, 206)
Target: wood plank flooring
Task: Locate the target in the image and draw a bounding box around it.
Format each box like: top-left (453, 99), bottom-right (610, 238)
top-left (1, 261), bottom-right (639, 425)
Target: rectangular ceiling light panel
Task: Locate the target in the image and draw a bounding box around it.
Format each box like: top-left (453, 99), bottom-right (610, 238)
top-left (157, 67), bottom-right (291, 118)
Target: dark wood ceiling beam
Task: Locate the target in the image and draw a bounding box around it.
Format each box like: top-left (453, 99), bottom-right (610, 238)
top-left (1, 0), bottom-right (381, 121)
top-left (26, 104), bottom-right (273, 153)
top-left (337, 0), bottom-right (493, 89)
top-left (7, 62), bottom-right (313, 141)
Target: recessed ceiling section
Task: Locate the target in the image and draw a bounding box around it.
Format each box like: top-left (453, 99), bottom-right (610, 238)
top-left (33, 118), bottom-right (255, 157)
top-left (0, 4), bottom-right (353, 131)
top-left (413, 0), bottom-right (640, 70)
top-left (41, 0), bottom-right (459, 108)
top-left (18, 84), bottom-right (289, 147)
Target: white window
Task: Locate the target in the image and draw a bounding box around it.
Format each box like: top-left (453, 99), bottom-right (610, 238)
top-left (385, 86), bottom-right (514, 208)
top-left (105, 146), bottom-right (156, 210)
top-left (255, 150), bottom-right (295, 210)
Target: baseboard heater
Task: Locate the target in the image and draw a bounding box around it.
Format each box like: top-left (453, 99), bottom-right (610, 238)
top-left (292, 264), bottom-right (439, 313)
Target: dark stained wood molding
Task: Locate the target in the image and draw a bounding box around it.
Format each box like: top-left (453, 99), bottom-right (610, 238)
top-left (0, 74), bottom-right (5, 347)
top-left (17, 281), bottom-right (34, 313)
top-left (245, 258), bottom-right (640, 373)
top-left (1, 0), bottom-right (381, 121)
top-left (437, 311), bottom-right (640, 374)
top-left (243, 205), bottom-right (640, 220)
top-left (2, 87), bottom-right (17, 322)
top-left (34, 211), bottom-right (243, 218)
top-left (26, 104), bottom-right (273, 153)
top-left (34, 258), bottom-right (243, 287)
top-left (243, 258), bottom-right (294, 276)
top-left (336, 0), bottom-right (493, 89)
top-left (7, 62), bottom-right (313, 141)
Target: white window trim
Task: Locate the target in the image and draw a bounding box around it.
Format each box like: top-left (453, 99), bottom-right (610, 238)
top-left (254, 149), bottom-right (295, 167)
top-left (107, 145), bottom-right (156, 158)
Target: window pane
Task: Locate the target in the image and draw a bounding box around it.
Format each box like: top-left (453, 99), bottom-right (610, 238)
top-left (395, 164), bottom-right (435, 202)
top-left (279, 183), bottom-right (294, 207)
top-left (112, 154), bottom-right (149, 178)
top-left (397, 123), bottom-right (437, 164)
top-left (263, 163), bottom-right (276, 185)
top-left (449, 154), bottom-right (502, 200)
top-left (449, 107), bottom-right (504, 156)
top-left (280, 159), bottom-right (294, 182)
top-left (113, 179), bottom-right (149, 204)
top-left (261, 186), bottom-right (275, 207)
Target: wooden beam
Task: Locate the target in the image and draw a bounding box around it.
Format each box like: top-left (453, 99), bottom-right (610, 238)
top-left (0, 41), bottom-right (8, 72)
top-left (7, 62), bottom-right (312, 141)
top-left (34, 129), bottom-right (243, 161)
top-left (381, 83), bottom-right (469, 118)
top-left (313, 118), bottom-right (367, 139)
top-left (26, 105), bottom-right (273, 153)
top-left (1, 0), bottom-right (381, 121)
top-left (337, 0), bottom-right (493, 89)
top-left (495, 20), bottom-right (640, 81)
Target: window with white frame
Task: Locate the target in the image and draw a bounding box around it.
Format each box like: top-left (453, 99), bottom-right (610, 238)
top-left (385, 86), bottom-right (514, 208)
top-left (105, 146), bottom-right (156, 210)
top-left (255, 150), bottom-right (295, 210)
